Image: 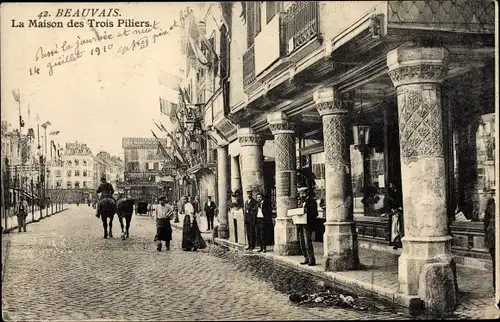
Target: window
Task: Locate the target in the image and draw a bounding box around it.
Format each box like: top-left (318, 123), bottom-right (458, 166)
top-left (83, 160), bottom-right (87, 166)
top-left (266, 1), bottom-right (283, 23)
top-left (83, 170), bottom-right (87, 177)
top-left (67, 181), bottom-right (72, 189)
top-left (67, 170), bottom-right (72, 177)
top-left (67, 160), bottom-right (72, 166)
top-left (246, 2), bottom-right (262, 47)
top-left (83, 181), bottom-right (87, 188)
top-left (75, 159), bottom-right (79, 166)
top-left (56, 181), bottom-right (61, 187)
top-left (56, 170), bottom-right (61, 177)
top-left (74, 181), bottom-right (80, 188)
top-left (154, 162), bottom-right (159, 171)
top-left (75, 170), bottom-right (80, 177)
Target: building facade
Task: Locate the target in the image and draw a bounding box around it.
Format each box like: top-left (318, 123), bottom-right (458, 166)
top-left (95, 151), bottom-right (125, 190)
top-left (203, 1), bottom-right (496, 313)
top-left (122, 137), bottom-right (169, 200)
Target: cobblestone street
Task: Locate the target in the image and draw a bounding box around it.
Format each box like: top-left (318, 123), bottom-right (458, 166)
top-left (2, 205), bottom-right (407, 321)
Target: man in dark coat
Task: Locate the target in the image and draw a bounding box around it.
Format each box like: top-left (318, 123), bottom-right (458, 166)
top-left (483, 188), bottom-right (496, 290)
top-left (204, 196), bottom-right (217, 231)
top-left (244, 189), bottom-right (259, 251)
top-left (297, 186), bottom-right (318, 266)
top-left (255, 192), bottom-right (273, 252)
top-left (96, 175), bottom-right (114, 217)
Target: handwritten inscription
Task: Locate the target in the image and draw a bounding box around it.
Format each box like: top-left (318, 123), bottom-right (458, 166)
top-left (31, 20), bottom-right (176, 76)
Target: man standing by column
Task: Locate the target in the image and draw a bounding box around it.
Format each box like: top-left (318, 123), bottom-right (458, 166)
top-left (255, 192), bottom-right (272, 253)
top-left (244, 189), bottom-right (258, 250)
top-left (15, 195), bottom-right (29, 232)
top-left (297, 186), bottom-right (318, 266)
top-left (204, 195), bottom-right (217, 232)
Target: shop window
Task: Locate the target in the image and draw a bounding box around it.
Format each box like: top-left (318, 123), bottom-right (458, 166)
top-left (74, 181), bottom-right (80, 188)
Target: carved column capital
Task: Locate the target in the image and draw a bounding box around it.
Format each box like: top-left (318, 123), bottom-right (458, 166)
top-left (237, 127), bottom-right (264, 147)
top-left (387, 47), bottom-right (449, 87)
top-left (313, 87), bottom-right (348, 116)
top-left (267, 112), bottom-right (295, 135)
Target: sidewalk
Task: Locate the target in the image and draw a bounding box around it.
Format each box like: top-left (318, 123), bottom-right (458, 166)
top-left (2, 203), bottom-right (68, 233)
top-left (1, 204), bottom-right (68, 283)
top-left (211, 233), bottom-right (498, 319)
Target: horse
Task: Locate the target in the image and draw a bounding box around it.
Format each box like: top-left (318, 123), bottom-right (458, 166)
top-left (97, 197), bottom-right (117, 238)
top-left (117, 198), bottom-right (135, 240)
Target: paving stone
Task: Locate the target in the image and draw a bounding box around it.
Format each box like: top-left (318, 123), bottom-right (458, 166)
top-left (2, 205), bottom-right (411, 320)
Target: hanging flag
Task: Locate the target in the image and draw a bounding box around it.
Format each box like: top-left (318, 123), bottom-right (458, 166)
top-left (12, 89), bottom-right (20, 103)
top-left (159, 97), bottom-right (178, 117)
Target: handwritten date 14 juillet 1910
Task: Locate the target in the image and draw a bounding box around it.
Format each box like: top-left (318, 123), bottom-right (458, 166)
top-left (32, 21), bottom-right (171, 76)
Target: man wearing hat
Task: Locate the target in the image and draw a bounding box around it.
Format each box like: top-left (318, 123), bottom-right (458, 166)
top-left (155, 196), bottom-right (174, 251)
top-left (96, 175), bottom-right (115, 218)
top-left (244, 189), bottom-right (259, 251)
top-left (297, 186), bottom-right (318, 266)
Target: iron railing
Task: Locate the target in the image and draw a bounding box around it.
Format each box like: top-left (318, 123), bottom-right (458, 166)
top-left (282, 1), bottom-right (320, 56)
top-left (242, 2), bottom-right (320, 91)
top-left (242, 44), bottom-right (256, 90)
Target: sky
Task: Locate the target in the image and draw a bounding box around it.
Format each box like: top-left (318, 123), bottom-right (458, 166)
top-left (1, 2), bottom-right (212, 158)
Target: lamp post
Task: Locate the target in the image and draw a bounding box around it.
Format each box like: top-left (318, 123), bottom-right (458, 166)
top-left (353, 125), bottom-right (372, 216)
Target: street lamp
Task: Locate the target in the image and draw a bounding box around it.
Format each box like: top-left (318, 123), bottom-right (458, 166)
top-left (353, 124), bottom-right (372, 216)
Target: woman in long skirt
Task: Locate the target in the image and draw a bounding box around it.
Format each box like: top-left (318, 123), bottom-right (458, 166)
top-left (182, 214), bottom-right (207, 251)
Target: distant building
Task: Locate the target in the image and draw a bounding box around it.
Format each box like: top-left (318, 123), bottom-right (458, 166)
top-left (94, 151), bottom-right (124, 191)
top-left (122, 137), bottom-right (169, 200)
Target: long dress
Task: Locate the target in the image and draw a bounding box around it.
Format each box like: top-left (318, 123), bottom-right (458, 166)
top-left (181, 215), bottom-right (207, 251)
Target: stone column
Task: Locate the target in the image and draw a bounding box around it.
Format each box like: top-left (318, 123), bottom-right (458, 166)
top-left (217, 144), bottom-right (230, 239)
top-left (231, 156), bottom-right (242, 193)
top-left (267, 112), bottom-right (301, 255)
top-left (387, 47), bottom-right (456, 313)
top-left (314, 87), bottom-right (359, 271)
top-left (237, 128), bottom-right (265, 195)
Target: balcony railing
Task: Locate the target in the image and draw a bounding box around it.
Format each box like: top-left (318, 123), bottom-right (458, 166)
top-left (242, 2), bottom-right (320, 92)
top-left (242, 44), bottom-right (256, 90)
top-left (282, 1), bottom-right (320, 56)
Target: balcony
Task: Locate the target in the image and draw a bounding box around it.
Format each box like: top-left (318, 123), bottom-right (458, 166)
top-left (242, 1), bottom-right (321, 93)
top-left (187, 149), bottom-right (216, 175)
top-left (282, 1), bottom-right (320, 56)
top-left (242, 44), bottom-right (256, 90)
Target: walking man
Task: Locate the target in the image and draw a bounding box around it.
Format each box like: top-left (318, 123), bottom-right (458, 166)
top-left (255, 192), bottom-right (272, 253)
top-left (204, 196), bottom-right (217, 231)
top-left (244, 189), bottom-right (258, 251)
top-left (297, 186), bottom-right (318, 266)
top-left (155, 196), bottom-right (174, 251)
top-left (15, 195), bottom-right (29, 233)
